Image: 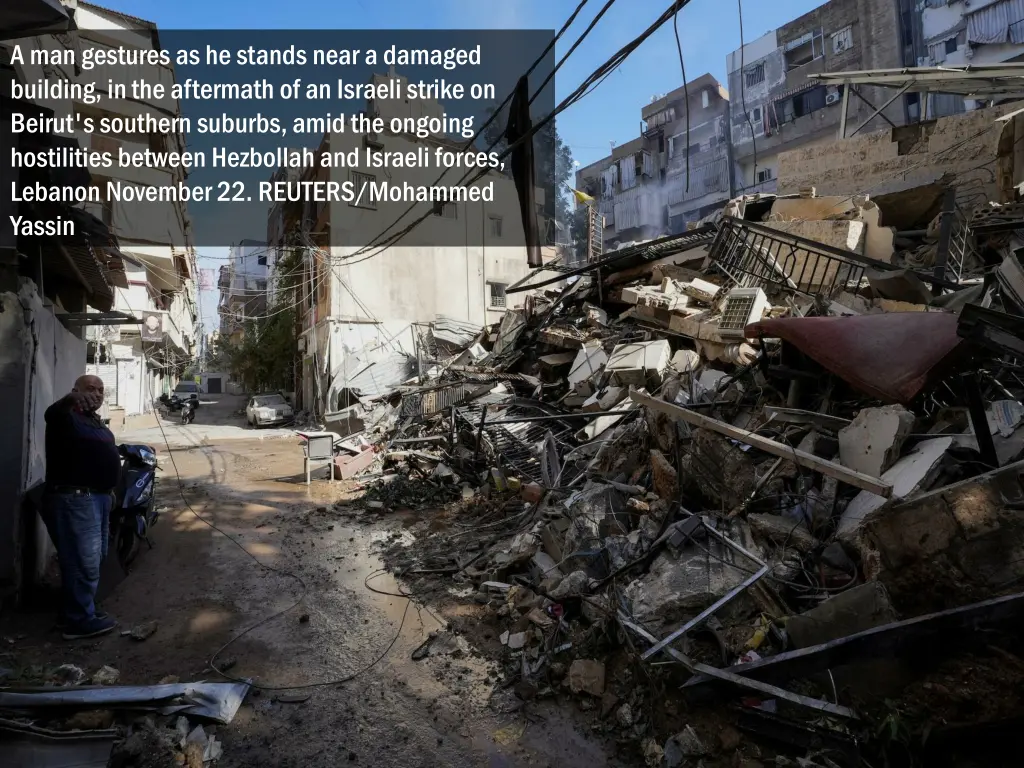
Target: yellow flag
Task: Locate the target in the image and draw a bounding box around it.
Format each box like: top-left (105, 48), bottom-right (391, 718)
top-left (571, 187), bottom-right (595, 205)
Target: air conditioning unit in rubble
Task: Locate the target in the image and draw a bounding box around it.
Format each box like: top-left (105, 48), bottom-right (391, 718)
top-left (825, 92), bottom-right (841, 106)
top-left (718, 287), bottom-right (769, 340)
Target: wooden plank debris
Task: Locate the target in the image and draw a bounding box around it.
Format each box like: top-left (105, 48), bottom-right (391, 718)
top-left (630, 392), bottom-right (892, 497)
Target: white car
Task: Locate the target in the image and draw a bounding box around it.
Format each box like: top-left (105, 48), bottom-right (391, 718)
top-left (246, 393), bottom-right (294, 428)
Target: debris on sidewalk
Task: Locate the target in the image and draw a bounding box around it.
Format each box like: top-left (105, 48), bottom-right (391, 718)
top-left (326, 182), bottom-right (1024, 766)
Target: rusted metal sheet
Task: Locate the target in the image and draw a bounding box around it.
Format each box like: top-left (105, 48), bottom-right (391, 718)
top-left (747, 312), bottom-right (969, 404)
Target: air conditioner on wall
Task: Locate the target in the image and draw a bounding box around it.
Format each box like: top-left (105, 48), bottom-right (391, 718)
top-left (825, 92), bottom-right (841, 105)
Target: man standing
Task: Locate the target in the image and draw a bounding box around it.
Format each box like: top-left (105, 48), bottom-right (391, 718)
top-left (43, 375), bottom-right (120, 639)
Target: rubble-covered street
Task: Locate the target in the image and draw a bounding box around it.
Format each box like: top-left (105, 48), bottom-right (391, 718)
top-left (1, 400), bottom-right (620, 767)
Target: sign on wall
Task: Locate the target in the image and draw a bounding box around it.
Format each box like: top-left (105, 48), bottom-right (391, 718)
top-left (140, 312), bottom-right (164, 343)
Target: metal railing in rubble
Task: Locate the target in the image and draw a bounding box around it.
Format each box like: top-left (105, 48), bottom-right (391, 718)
top-left (454, 399), bottom-right (584, 486)
top-left (708, 217), bottom-right (894, 299)
top-left (945, 205), bottom-right (973, 285)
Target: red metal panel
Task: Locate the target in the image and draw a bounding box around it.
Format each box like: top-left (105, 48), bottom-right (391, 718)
top-left (746, 311), bottom-right (968, 404)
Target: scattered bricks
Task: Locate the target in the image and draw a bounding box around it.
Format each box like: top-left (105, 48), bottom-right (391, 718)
top-left (567, 659), bottom-right (605, 696)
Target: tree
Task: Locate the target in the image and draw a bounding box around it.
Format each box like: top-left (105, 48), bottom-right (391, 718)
top-left (215, 248), bottom-right (302, 393)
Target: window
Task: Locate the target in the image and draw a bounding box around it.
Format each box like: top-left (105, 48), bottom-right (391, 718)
top-left (781, 99), bottom-right (795, 122)
top-left (256, 279), bottom-right (267, 292)
top-left (751, 106), bottom-right (762, 124)
top-left (488, 282), bottom-right (507, 308)
top-left (832, 26), bottom-right (853, 54)
top-left (784, 28), bottom-right (825, 69)
top-left (257, 252), bottom-right (267, 266)
top-left (793, 86), bottom-right (827, 118)
top-left (657, 133), bottom-right (665, 153)
top-left (745, 63), bottom-right (765, 87)
top-left (489, 216), bottom-right (503, 237)
top-left (756, 168), bottom-right (773, 184)
top-left (433, 201), bottom-right (457, 218)
top-left (945, 37), bottom-right (958, 55)
top-left (701, 89), bottom-right (710, 109)
top-left (349, 170), bottom-right (376, 209)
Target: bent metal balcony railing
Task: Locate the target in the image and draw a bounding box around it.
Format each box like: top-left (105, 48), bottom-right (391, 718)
top-left (709, 216), bottom-right (897, 299)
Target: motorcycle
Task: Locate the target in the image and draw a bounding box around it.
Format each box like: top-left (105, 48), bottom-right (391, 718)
top-left (180, 400), bottom-right (195, 425)
top-left (113, 444), bottom-right (159, 567)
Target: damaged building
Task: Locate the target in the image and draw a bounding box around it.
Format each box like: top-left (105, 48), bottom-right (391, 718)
top-left (726, 0), bottom-right (905, 194)
top-left (574, 74), bottom-right (733, 246)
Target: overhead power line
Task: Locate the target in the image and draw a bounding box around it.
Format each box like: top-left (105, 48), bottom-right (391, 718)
top-left (338, 0), bottom-right (699, 269)
top-left (353, 0), bottom-right (597, 256)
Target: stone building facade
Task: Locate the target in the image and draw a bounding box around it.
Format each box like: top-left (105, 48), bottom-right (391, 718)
top-left (726, 0), bottom-right (905, 194)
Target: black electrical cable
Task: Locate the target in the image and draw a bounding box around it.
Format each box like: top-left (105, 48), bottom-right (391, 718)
top-left (672, 0), bottom-right (690, 192)
top-left (737, 0), bottom-right (757, 190)
top-left (340, 0), bottom-right (698, 268)
top-left (352, 0), bottom-right (595, 256)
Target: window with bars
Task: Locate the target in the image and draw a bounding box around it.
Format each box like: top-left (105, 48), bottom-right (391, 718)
top-left (489, 215), bottom-right (503, 238)
top-left (745, 63), bottom-right (765, 87)
top-left (349, 170), bottom-right (376, 209)
top-left (488, 282), bottom-right (507, 308)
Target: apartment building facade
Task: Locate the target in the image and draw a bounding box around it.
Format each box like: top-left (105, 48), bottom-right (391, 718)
top-left (916, 0), bottom-right (1024, 116)
top-left (218, 239), bottom-right (270, 343)
top-left (6, 2), bottom-right (199, 413)
top-left (575, 74), bottom-right (733, 248)
top-left (726, 0), bottom-right (904, 194)
top-left (274, 72), bottom-right (538, 416)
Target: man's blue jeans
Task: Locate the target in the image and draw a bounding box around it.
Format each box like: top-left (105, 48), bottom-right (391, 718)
top-left (42, 492), bottom-right (111, 626)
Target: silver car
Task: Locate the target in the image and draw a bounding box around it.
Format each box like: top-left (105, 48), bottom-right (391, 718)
top-left (246, 393), bottom-right (294, 428)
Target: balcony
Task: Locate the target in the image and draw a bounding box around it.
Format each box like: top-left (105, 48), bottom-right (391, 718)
top-left (666, 157), bottom-right (731, 207)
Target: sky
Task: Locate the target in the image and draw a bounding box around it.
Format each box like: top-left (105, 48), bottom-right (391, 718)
top-left (94, 0), bottom-right (825, 331)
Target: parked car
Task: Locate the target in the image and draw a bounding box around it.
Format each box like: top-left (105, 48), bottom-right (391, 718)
top-left (246, 393), bottom-right (294, 428)
top-left (171, 381), bottom-right (200, 408)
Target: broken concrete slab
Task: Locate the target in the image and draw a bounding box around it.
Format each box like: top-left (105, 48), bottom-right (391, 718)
top-left (670, 349), bottom-right (700, 375)
top-left (861, 457), bottom-right (1024, 614)
top-left (606, 340), bottom-right (671, 387)
top-left (838, 405), bottom-right (915, 477)
top-left (866, 267), bottom-right (935, 305)
top-left (785, 581), bottom-right (897, 649)
top-left (837, 437), bottom-right (952, 540)
top-left (567, 659), bottom-right (605, 696)
top-left (567, 340), bottom-right (608, 393)
top-left (681, 428), bottom-right (758, 509)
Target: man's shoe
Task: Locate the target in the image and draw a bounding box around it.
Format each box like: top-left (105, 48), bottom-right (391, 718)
top-left (55, 611), bottom-right (108, 631)
top-left (62, 615), bottom-right (117, 640)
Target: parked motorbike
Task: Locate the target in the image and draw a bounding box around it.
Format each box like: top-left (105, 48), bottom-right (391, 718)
top-left (180, 400), bottom-right (195, 425)
top-left (159, 393), bottom-right (182, 412)
top-left (113, 444), bottom-right (159, 567)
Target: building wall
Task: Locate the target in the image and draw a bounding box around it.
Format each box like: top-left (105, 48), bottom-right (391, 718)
top-left (576, 75), bottom-right (733, 244)
top-left (327, 130), bottom-right (533, 332)
top-left (777, 101), bottom-right (1022, 205)
top-left (727, 0), bottom-right (904, 187)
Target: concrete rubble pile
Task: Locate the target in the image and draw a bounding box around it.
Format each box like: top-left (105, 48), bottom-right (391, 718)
top-left (339, 185), bottom-right (1024, 765)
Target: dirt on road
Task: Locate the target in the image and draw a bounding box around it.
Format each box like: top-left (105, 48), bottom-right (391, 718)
top-left (1, 403), bottom-right (625, 767)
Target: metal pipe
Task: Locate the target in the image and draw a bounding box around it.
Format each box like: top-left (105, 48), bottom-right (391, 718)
top-left (640, 564), bottom-right (771, 661)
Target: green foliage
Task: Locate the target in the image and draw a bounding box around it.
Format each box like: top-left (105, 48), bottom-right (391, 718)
top-left (215, 248), bottom-right (302, 393)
